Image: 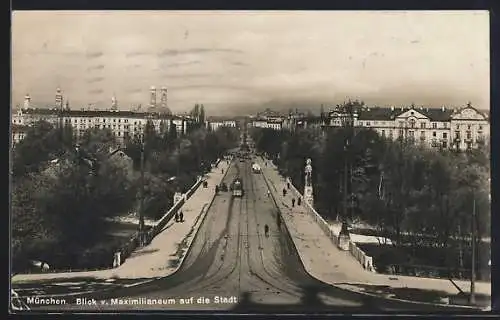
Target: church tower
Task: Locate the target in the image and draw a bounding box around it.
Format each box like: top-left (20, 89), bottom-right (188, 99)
top-left (150, 86), bottom-right (157, 108)
top-left (55, 87), bottom-right (63, 110)
top-left (23, 93), bottom-right (31, 109)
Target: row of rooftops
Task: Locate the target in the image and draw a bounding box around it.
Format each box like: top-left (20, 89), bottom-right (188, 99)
top-left (13, 108), bottom-right (193, 120)
top-left (328, 105), bottom-right (489, 122)
top-left (251, 104), bottom-right (488, 123)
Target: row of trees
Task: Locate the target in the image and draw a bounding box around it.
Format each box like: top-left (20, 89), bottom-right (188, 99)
top-left (250, 102), bottom-right (490, 276)
top-left (124, 117), bottom-right (239, 220)
top-left (12, 123), bottom-right (137, 270)
top-left (11, 112), bottom-right (239, 272)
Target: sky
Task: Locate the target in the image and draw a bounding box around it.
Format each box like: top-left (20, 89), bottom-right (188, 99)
top-left (12, 11), bottom-right (490, 115)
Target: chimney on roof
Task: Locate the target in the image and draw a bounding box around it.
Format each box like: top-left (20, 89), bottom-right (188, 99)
top-left (400, 106), bottom-right (404, 111)
top-left (441, 106), bottom-right (445, 112)
top-left (391, 106), bottom-right (395, 111)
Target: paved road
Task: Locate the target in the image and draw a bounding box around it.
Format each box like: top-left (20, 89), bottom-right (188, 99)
top-left (25, 158), bottom-right (474, 313)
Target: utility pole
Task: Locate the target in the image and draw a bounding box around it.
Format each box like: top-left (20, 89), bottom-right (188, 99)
top-left (343, 142), bottom-right (349, 223)
top-left (138, 134), bottom-right (145, 247)
top-left (470, 194), bottom-right (476, 305)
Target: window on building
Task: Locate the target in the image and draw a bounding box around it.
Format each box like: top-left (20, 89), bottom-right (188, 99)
top-left (399, 129), bottom-right (404, 137)
top-left (479, 125), bottom-right (483, 130)
top-left (443, 132), bottom-right (447, 139)
top-left (443, 122), bottom-right (448, 128)
top-left (467, 131), bottom-right (471, 139)
top-left (366, 122), bottom-right (371, 126)
top-left (467, 125), bottom-right (471, 130)
top-left (455, 131), bottom-right (460, 139)
top-left (420, 131), bottom-right (425, 138)
top-left (410, 119), bottom-right (416, 128)
top-left (433, 131), bottom-right (437, 137)
top-left (359, 121), bottom-right (363, 126)
top-left (381, 130), bottom-right (385, 137)
top-left (389, 130), bottom-right (393, 138)
top-left (399, 121), bottom-right (404, 127)
top-left (442, 141), bottom-right (448, 148)
top-left (420, 122), bottom-right (426, 129)
top-left (113, 119), bottom-right (116, 123)
top-left (456, 124), bottom-right (459, 130)
top-left (432, 123), bottom-right (437, 129)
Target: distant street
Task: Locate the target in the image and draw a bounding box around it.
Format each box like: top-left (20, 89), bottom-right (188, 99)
top-left (29, 157), bottom-right (472, 312)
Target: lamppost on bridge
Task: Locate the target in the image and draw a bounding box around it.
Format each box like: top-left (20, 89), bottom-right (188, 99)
top-left (337, 101), bottom-right (358, 251)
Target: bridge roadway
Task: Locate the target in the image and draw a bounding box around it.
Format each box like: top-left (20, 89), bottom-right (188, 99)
top-left (33, 158), bottom-right (469, 313)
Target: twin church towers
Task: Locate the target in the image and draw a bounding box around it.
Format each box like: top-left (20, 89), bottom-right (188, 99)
top-left (22, 86), bottom-right (169, 112)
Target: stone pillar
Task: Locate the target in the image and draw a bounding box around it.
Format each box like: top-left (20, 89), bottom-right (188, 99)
top-left (304, 158), bottom-right (314, 207)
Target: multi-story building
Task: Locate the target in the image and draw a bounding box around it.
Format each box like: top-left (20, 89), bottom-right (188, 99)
top-left (323, 103), bottom-right (489, 151)
top-left (12, 108), bottom-right (191, 144)
top-left (205, 117), bottom-right (237, 131)
top-left (11, 89), bottom-right (193, 147)
top-left (250, 117), bottom-right (283, 130)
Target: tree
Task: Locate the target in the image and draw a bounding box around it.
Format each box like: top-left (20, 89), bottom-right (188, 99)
top-left (12, 121), bottom-right (69, 177)
top-left (199, 104), bottom-right (206, 125)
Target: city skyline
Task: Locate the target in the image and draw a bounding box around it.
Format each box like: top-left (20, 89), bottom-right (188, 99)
top-left (12, 10), bottom-right (490, 115)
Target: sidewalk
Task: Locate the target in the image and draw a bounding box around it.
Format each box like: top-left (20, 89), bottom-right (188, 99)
top-left (12, 159), bottom-right (231, 284)
top-left (257, 158), bottom-right (491, 304)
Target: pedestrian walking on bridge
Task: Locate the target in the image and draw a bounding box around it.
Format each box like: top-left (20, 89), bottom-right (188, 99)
top-left (298, 197), bottom-right (301, 206)
top-left (179, 211), bottom-right (184, 222)
top-left (175, 211), bottom-right (179, 222)
top-left (264, 224), bottom-right (269, 237)
top-left (283, 188), bottom-right (287, 197)
top-left (292, 198), bottom-right (296, 207)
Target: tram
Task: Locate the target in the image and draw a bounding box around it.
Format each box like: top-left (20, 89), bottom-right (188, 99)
top-left (231, 178), bottom-right (244, 197)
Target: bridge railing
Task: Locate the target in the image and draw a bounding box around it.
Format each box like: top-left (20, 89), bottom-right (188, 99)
top-left (282, 173), bottom-right (375, 272)
top-left (118, 158), bottom-right (223, 266)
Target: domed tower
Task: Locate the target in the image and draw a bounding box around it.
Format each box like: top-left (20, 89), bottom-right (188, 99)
top-left (149, 86), bottom-right (157, 108)
top-left (111, 94), bottom-right (118, 110)
top-left (55, 87), bottom-right (63, 110)
top-left (23, 93), bottom-right (31, 109)
top-left (160, 87), bottom-right (168, 108)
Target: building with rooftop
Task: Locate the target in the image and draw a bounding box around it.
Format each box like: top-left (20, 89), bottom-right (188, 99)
top-left (11, 87), bottom-right (193, 147)
top-left (324, 103), bottom-right (489, 151)
top-left (205, 116), bottom-right (237, 131)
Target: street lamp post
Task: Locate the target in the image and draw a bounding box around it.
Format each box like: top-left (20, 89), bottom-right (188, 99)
top-left (338, 103), bottom-right (355, 250)
top-left (470, 194), bottom-right (476, 305)
top-left (138, 134), bottom-right (145, 247)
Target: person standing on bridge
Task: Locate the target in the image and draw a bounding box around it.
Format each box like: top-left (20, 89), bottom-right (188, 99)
top-left (298, 197), bottom-right (302, 206)
top-left (175, 211), bottom-right (179, 222)
top-left (292, 198), bottom-right (296, 207)
top-left (283, 188), bottom-right (287, 197)
top-left (179, 211), bottom-right (184, 223)
top-left (264, 224), bottom-right (269, 237)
